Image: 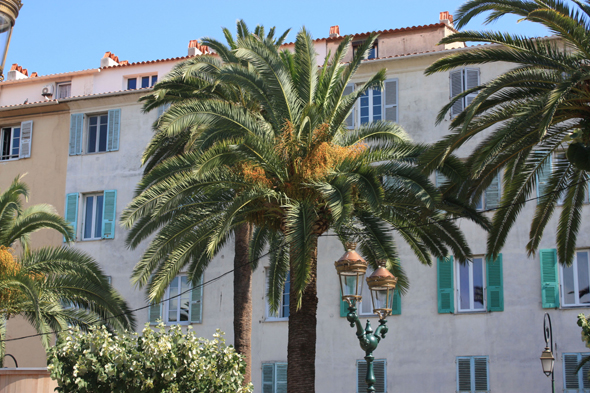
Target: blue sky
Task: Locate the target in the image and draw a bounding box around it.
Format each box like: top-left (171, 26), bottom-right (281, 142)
top-left (7, 0), bottom-right (554, 77)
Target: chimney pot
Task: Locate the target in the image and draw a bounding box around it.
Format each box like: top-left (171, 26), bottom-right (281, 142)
top-left (439, 11), bottom-right (454, 26)
top-left (188, 40), bottom-right (210, 56)
top-left (329, 25), bottom-right (340, 38)
top-left (6, 63), bottom-right (29, 81)
top-left (101, 51), bottom-right (120, 68)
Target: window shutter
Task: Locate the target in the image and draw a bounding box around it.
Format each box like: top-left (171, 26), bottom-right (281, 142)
top-left (390, 289), bottom-right (401, 315)
top-left (357, 360), bottom-right (386, 393)
top-left (101, 190), bottom-right (117, 239)
top-left (357, 360), bottom-right (367, 393)
top-left (457, 357), bottom-right (472, 392)
top-left (262, 363), bottom-right (275, 393)
top-left (344, 84), bottom-right (355, 129)
top-left (464, 68), bottom-right (480, 107)
top-left (437, 256), bottom-right (454, 313)
top-left (540, 248), bottom-right (559, 308)
top-left (19, 120), bottom-right (33, 159)
top-left (64, 193), bottom-right (79, 242)
top-left (107, 109), bottom-right (121, 151)
top-left (190, 275), bottom-right (203, 323)
top-left (149, 301), bottom-right (162, 324)
top-left (384, 79), bottom-right (398, 123)
top-left (69, 114), bottom-right (83, 155)
top-left (450, 70), bottom-right (464, 117)
top-left (485, 174), bottom-right (501, 209)
top-left (486, 254), bottom-right (504, 312)
top-left (473, 357), bottom-right (489, 392)
top-left (435, 170), bottom-right (449, 188)
top-left (537, 156), bottom-right (552, 203)
top-left (564, 354), bottom-right (580, 389)
top-left (157, 103), bottom-right (171, 118)
top-left (583, 354), bottom-right (590, 389)
top-left (275, 363), bottom-right (288, 393)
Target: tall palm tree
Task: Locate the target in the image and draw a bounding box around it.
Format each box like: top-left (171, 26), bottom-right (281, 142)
top-left (135, 21), bottom-right (290, 384)
top-left (0, 176), bottom-right (135, 366)
top-left (423, 0), bottom-right (590, 265)
top-left (122, 30), bottom-right (484, 392)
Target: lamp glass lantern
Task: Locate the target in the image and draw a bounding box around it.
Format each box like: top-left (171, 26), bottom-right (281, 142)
top-left (0, 0), bottom-right (22, 80)
top-left (540, 346), bottom-right (555, 377)
top-left (334, 243), bottom-right (368, 306)
top-left (366, 265), bottom-right (398, 320)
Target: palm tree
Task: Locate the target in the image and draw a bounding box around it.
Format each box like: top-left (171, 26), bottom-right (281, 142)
top-left (423, 0), bottom-right (590, 265)
top-left (0, 176), bottom-right (135, 366)
top-left (122, 30), bottom-right (483, 392)
top-left (135, 21), bottom-right (290, 384)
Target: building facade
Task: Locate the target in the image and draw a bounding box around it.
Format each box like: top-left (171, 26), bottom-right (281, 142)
top-left (1, 11), bottom-right (588, 393)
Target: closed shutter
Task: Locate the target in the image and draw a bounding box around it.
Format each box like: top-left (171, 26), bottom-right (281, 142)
top-left (465, 68), bottom-right (480, 107)
top-left (64, 193), bottom-right (79, 241)
top-left (435, 170), bottom-right (449, 188)
top-left (450, 70), bottom-right (464, 117)
top-left (473, 357), bottom-right (489, 392)
top-left (101, 190), bottom-right (117, 239)
top-left (437, 256), bottom-right (454, 313)
top-left (344, 84), bottom-right (355, 129)
top-left (275, 363), bottom-right (288, 393)
top-left (457, 357), bottom-right (472, 392)
top-left (157, 103), bottom-right (171, 118)
top-left (390, 289), bottom-right (401, 315)
top-left (384, 79), bottom-right (398, 123)
top-left (485, 174), bottom-right (501, 209)
top-left (148, 301), bottom-right (162, 324)
top-left (486, 254), bottom-right (504, 312)
top-left (537, 155), bottom-right (552, 203)
top-left (564, 354), bottom-right (580, 390)
top-left (190, 275), bottom-right (203, 323)
top-left (357, 359), bottom-right (386, 393)
top-left (262, 363), bottom-right (275, 393)
top-left (540, 248), bottom-right (559, 308)
top-left (69, 114), bottom-right (83, 155)
top-left (19, 120), bottom-right (32, 159)
top-left (583, 354), bottom-right (590, 390)
top-left (107, 109), bottom-right (121, 151)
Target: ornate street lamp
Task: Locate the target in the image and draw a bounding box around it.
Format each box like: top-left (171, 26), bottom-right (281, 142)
top-left (540, 312), bottom-right (555, 393)
top-left (0, 0), bottom-right (22, 81)
top-left (335, 245), bottom-right (398, 393)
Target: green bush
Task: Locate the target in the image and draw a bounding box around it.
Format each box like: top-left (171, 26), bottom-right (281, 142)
top-left (47, 322), bottom-right (253, 393)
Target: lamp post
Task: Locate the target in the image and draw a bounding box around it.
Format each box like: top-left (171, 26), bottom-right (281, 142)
top-left (335, 244), bottom-right (398, 393)
top-left (0, 0), bottom-right (22, 81)
top-left (540, 312), bottom-right (555, 393)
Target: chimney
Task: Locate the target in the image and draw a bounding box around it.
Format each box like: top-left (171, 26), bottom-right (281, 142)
top-left (329, 25), bottom-right (340, 38)
top-left (101, 51), bottom-right (120, 68)
top-left (6, 63), bottom-right (29, 81)
top-left (188, 40), bottom-right (210, 56)
top-left (439, 11), bottom-right (454, 27)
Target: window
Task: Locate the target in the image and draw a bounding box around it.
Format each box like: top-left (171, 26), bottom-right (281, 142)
top-left (359, 88), bottom-right (383, 124)
top-left (344, 80), bottom-right (398, 129)
top-left (457, 356), bottom-right (489, 393)
top-left (561, 250), bottom-right (590, 307)
top-left (0, 121), bottom-right (32, 161)
top-left (127, 75), bottom-right (157, 90)
top-left (266, 271), bottom-right (290, 321)
top-left (474, 174), bottom-right (501, 211)
top-left (148, 275), bottom-right (203, 325)
top-left (437, 255), bottom-right (503, 314)
top-left (450, 68), bottom-right (480, 117)
top-left (352, 41), bottom-right (378, 59)
top-left (564, 352), bottom-right (590, 392)
top-left (56, 82), bottom-right (71, 99)
top-left (357, 359), bottom-right (386, 393)
top-left (547, 151), bottom-right (588, 205)
top-left (262, 362), bottom-right (287, 393)
top-left (64, 191), bottom-right (117, 241)
top-left (69, 110), bottom-right (120, 155)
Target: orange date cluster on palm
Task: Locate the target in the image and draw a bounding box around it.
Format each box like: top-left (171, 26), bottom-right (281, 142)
top-left (0, 246), bottom-right (24, 309)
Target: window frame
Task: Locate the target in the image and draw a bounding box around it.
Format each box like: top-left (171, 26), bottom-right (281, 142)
top-left (86, 113), bottom-right (109, 154)
top-left (358, 87), bottom-right (383, 125)
top-left (456, 256), bottom-right (487, 313)
top-left (82, 192), bottom-right (104, 241)
top-left (0, 126), bottom-right (20, 161)
top-left (265, 270), bottom-right (290, 322)
top-left (352, 41), bottom-right (378, 59)
top-left (163, 275), bottom-right (193, 325)
top-left (56, 82), bottom-right (71, 99)
top-left (262, 362), bottom-right (288, 393)
top-left (560, 249), bottom-right (590, 307)
top-left (456, 356), bottom-right (489, 393)
top-left (563, 352), bottom-right (590, 392)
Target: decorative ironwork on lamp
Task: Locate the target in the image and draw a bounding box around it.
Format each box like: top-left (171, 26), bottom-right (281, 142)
top-left (0, 0), bottom-right (22, 81)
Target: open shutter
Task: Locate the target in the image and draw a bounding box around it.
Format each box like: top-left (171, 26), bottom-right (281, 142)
top-left (384, 79), bottom-right (398, 123)
top-left (64, 193), bottom-right (79, 242)
top-left (149, 301), bottom-right (162, 324)
top-left (486, 254), bottom-right (504, 312)
top-left (262, 363), bottom-right (275, 393)
top-left (69, 114), bottom-right (83, 155)
top-left (19, 120), bottom-right (32, 159)
top-left (457, 357), bottom-right (472, 392)
top-left (537, 155), bottom-right (552, 203)
top-left (437, 256), bottom-right (454, 313)
top-left (107, 109), bottom-right (121, 151)
top-left (190, 275), bottom-right (203, 323)
top-left (390, 290), bottom-right (401, 315)
top-left (485, 174), bottom-right (501, 209)
top-left (464, 68), bottom-right (480, 107)
top-left (473, 357), bottom-right (489, 392)
top-left (101, 190), bottom-right (117, 239)
top-left (344, 84), bottom-right (355, 129)
top-left (275, 363), bottom-right (287, 393)
top-left (540, 248), bottom-right (559, 308)
top-left (450, 70), bottom-right (464, 117)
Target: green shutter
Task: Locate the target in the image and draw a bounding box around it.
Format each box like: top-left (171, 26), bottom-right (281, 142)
top-left (101, 190), bottom-right (117, 239)
top-left (275, 363), bottom-right (287, 393)
top-left (537, 156), bottom-right (552, 203)
top-left (64, 193), bottom-right (79, 242)
top-left (485, 174), bottom-right (501, 209)
top-left (390, 290), bottom-right (401, 315)
top-left (486, 254), bottom-right (503, 312)
top-left (149, 301), bottom-right (161, 324)
top-left (262, 363), bottom-right (274, 393)
top-left (437, 256), bottom-right (454, 313)
top-left (107, 109), bottom-right (121, 151)
top-left (540, 248), bottom-right (559, 308)
top-left (69, 114), bottom-right (83, 155)
top-left (190, 275), bottom-right (203, 323)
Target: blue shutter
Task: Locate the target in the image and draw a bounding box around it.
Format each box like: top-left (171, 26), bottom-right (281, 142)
top-left (64, 193), bottom-right (79, 242)
top-left (537, 156), bottom-right (552, 203)
top-left (275, 363), bottom-right (287, 393)
top-left (101, 190), bottom-right (117, 239)
top-left (486, 254), bottom-right (503, 312)
top-left (485, 174), bottom-right (501, 209)
top-left (450, 70), bottom-right (464, 117)
top-left (19, 120), bottom-right (33, 159)
top-left (384, 79), bottom-right (398, 123)
top-left (149, 301), bottom-right (161, 324)
top-left (107, 109), bottom-right (121, 151)
top-left (540, 248), bottom-right (559, 308)
top-left (437, 256), bottom-right (454, 313)
top-left (262, 363), bottom-right (275, 393)
top-left (190, 275), bottom-right (203, 323)
top-left (69, 114), bottom-right (83, 155)
top-left (390, 290), bottom-right (401, 315)
top-left (344, 84), bottom-right (354, 129)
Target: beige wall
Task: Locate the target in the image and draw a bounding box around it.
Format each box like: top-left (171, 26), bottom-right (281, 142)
top-left (0, 368), bottom-right (57, 393)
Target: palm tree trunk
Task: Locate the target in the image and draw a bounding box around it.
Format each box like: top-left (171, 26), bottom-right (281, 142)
top-left (287, 237), bottom-right (318, 393)
top-left (233, 223), bottom-right (253, 385)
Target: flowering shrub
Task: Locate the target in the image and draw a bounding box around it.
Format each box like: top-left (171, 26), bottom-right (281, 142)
top-left (48, 323), bottom-right (253, 393)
